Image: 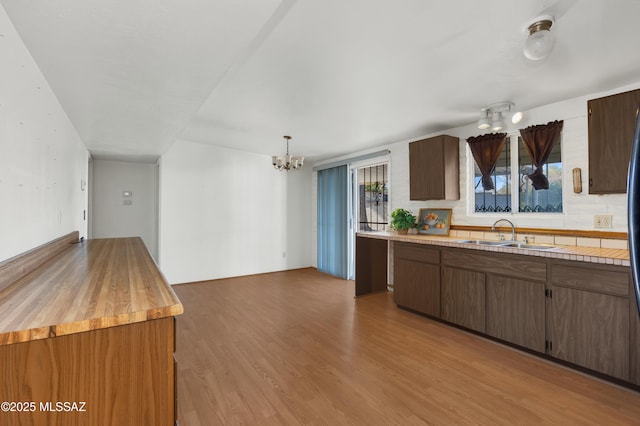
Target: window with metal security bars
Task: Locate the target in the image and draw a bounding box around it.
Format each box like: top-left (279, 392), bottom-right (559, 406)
top-left (357, 164), bottom-right (388, 231)
top-left (473, 134), bottom-right (562, 214)
top-left (518, 136), bottom-right (563, 212)
top-left (474, 137), bottom-right (512, 213)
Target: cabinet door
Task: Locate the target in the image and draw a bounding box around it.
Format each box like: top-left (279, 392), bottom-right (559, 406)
top-left (551, 286), bottom-right (629, 380)
top-left (409, 135), bottom-right (459, 200)
top-left (486, 275), bottom-right (545, 352)
top-left (441, 266), bottom-right (485, 332)
top-left (588, 88), bottom-right (640, 194)
top-left (394, 258), bottom-right (440, 317)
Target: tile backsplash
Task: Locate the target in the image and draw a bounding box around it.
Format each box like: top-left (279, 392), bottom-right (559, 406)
top-left (449, 229), bottom-right (629, 250)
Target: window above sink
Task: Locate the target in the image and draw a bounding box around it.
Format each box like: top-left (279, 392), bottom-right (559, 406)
top-left (471, 132), bottom-right (563, 215)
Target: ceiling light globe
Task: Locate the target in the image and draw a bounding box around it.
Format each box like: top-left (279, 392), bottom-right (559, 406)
top-left (523, 19), bottom-right (555, 61)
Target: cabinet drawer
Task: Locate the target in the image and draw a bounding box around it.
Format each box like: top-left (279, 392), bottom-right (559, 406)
top-left (551, 262), bottom-right (629, 296)
top-left (394, 242), bottom-right (439, 264)
top-left (441, 248), bottom-right (546, 282)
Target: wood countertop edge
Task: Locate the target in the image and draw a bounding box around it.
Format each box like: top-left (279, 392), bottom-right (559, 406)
top-left (0, 237), bottom-right (185, 347)
top-left (0, 303), bottom-right (184, 346)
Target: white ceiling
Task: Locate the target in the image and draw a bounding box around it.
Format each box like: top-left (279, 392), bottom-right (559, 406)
top-left (3, 0), bottom-right (640, 163)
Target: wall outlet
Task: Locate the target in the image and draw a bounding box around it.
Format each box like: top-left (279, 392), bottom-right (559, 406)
top-left (594, 214), bottom-right (613, 228)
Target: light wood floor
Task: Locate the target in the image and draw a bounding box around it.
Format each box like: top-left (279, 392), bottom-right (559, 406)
top-left (173, 268), bottom-right (640, 425)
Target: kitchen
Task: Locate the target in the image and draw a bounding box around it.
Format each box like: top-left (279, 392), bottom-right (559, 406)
top-left (2, 0), bottom-right (640, 424)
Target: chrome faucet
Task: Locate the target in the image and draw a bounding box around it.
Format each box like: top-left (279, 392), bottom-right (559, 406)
top-left (492, 219), bottom-right (515, 241)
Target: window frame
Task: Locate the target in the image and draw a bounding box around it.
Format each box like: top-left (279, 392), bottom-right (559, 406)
top-left (469, 132), bottom-right (564, 217)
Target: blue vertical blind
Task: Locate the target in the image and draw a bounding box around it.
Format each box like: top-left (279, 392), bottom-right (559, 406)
top-left (317, 165), bottom-right (349, 279)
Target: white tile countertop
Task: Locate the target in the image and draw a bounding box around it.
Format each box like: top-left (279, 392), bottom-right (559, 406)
top-left (357, 231), bottom-right (630, 267)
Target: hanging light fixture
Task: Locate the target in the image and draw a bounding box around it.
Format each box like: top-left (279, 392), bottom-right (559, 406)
top-left (272, 135), bottom-right (304, 171)
top-left (523, 16), bottom-right (555, 61)
top-left (477, 102), bottom-right (523, 130)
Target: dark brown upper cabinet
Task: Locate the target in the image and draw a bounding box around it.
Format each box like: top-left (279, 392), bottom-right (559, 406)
top-left (409, 135), bottom-right (460, 200)
top-left (588, 88), bottom-right (640, 194)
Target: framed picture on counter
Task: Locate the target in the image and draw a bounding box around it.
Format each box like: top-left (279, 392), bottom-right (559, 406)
top-left (418, 208), bottom-right (452, 236)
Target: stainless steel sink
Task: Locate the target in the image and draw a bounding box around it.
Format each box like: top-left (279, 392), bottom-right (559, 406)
top-left (500, 242), bottom-right (556, 250)
top-left (456, 239), bottom-right (513, 246)
top-left (456, 239), bottom-right (556, 250)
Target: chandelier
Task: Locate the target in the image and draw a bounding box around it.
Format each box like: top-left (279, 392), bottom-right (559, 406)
top-left (272, 135), bottom-right (304, 171)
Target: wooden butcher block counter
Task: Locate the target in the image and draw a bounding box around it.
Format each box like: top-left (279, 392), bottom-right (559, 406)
top-left (0, 235), bottom-right (183, 426)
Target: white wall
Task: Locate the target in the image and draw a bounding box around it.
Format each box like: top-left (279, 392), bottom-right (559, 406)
top-left (90, 159), bottom-right (159, 259)
top-left (0, 5), bottom-right (88, 262)
top-left (159, 139), bottom-right (312, 284)
top-left (311, 81), bottom-right (640, 254)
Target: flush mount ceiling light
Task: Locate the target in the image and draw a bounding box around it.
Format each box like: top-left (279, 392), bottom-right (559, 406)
top-left (477, 102), bottom-right (523, 131)
top-left (272, 135), bottom-right (304, 171)
top-left (523, 15), bottom-right (555, 61)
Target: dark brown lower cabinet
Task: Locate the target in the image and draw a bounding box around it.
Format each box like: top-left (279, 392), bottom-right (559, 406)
top-left (355, 236), bottom-right (388, 296)
top-left (393, 243), bottom-right (440, 316)
top-left (550, 260), bottom-right (631, 381)
top-left (367, 235), bottom-right (638, 387)
top-left (441, 266), bottom-right (485, 333)
top-left (551, 286), bottom-right (629, 380)
top-left (486, 275), bottom-right (545, 352)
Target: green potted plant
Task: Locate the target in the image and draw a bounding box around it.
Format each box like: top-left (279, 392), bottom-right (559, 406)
top-left (390, 208), bottom-right (417, 235)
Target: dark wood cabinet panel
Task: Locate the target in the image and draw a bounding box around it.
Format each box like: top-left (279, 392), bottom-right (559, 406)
top-left (551, 286), bottom-right (629, 380)
top-left (486, 275), bottom-right (545, 352)
top-left (394, 242), bottom-right (439, 264)
top-left (441, 248), bottom-right (547, 282)
top-left (394, 258), bottom-right (440, 316)
top-left (441, 266), bottom-right (485, 332)
top-left (356, 236), bottom-right (388, 296)
top-left (551, 262), bottom-right (628, 296)
top-left (550, 260), bottom-right (631, 380)
top-left (588, 88), bottom-right (640, 194)
top-left (409, 135), bottom-right (459, 200)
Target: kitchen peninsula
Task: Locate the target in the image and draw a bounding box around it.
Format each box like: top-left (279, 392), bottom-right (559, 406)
top-left (357, 230), bottom-right (640, 388)
top-left (0, 235), bottom-right (183, 425)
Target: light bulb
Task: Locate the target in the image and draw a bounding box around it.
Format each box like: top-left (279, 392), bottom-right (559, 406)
top-left (511, 111), bottom-right (523, 124)
top-left (491, 112), bottom-right (503, 131)
top-left (478, 109), bottom-right (490, 129)
top-left (523, 19), bottom-right (555, 61)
